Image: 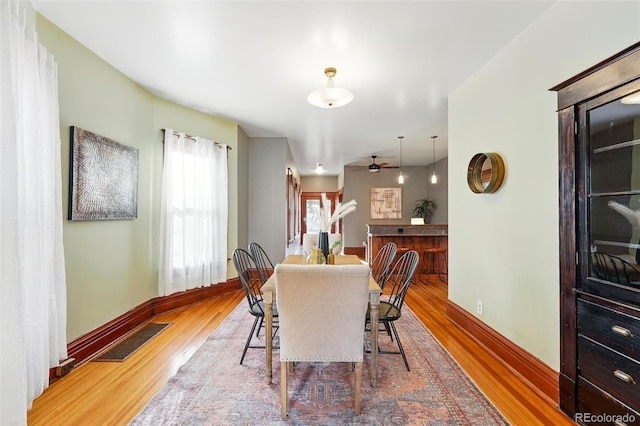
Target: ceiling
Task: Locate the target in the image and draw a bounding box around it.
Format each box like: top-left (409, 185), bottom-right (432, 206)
top-left (33, 1), bottom-right (554, 176)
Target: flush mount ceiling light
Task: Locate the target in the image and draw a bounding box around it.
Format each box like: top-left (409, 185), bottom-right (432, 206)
top-left (621, 92), bottom-right (640, 104)
top-left (307, 67), bottom-right (354, 108)
top-left (315, 163), bottom-right (325, 174)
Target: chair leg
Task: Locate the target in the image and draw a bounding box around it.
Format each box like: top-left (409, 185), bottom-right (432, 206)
top-left (390, 322), bottom-right (410, 371)
top-left (440, 251), bottom-right (448, 283)
top-left (240, 316), bottom-right (260, 365)
top-left (383, 322), bottom-right (393, 341)
top-left (419, 251), bottom-right (432, 285)
top-left (365, 320), bottom-right (392, 341)
top-left (280, 361), bottom-right (288, 419)
top-left (354, 362), bottom-right (362, 415)
top-left (256, 316), bottom-right (264, 337)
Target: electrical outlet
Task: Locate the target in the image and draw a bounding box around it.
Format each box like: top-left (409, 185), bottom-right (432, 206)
top-left (476, 301), bottom-right (484, 316)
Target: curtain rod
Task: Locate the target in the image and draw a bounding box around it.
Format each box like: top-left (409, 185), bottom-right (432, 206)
top-left (162, 129), bottom-right (232, 150)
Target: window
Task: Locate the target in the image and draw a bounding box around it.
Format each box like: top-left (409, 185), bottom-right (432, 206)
top-left (158, 130), bottom-right (228, 296)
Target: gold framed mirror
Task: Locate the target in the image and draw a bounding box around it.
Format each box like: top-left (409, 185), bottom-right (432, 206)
top-left (467, 152), bottom-right (505, 194)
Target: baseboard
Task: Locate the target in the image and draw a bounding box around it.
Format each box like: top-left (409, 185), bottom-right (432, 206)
top-left (152, 279), bottom-right (240, 316)
top-left (446, 300), bottom-right (559, 405)
top-left (65, 300), bottom-right (155, 369)
top-left (65, 278), bottom-right (241, 368)
top-left (344, 246), bottom-right (365, 258)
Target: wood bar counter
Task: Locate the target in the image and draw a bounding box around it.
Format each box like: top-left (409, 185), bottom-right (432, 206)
top-left (366, 224), bottom-right (448, 268)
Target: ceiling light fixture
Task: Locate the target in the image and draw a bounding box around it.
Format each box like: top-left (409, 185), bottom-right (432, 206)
top-left (307, 67), bottom-right (353, 108)
top-left (368, 155), bottom-right (381, 173)
top-left (431, 136), bottom-right (438, 184)
top-left (621, 92), bottom-right (640, 104)
top-left (397, 136), bottom-right (404, 184)
top-left (315, 163), bottom-right (325, 174)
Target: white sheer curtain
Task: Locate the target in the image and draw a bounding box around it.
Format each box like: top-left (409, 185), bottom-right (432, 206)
top-left (158, 130), bottom-right (228, 296)
top-left (1, 2), bottom-right (68, 424)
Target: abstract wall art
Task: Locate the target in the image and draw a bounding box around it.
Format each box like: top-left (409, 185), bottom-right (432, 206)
top-left (370, 187), bottom-right (402, 219)
top-left (69, 126), bottom-right (139, 220)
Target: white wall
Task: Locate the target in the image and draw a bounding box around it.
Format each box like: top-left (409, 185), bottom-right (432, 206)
top-left (448, 1), bottom-right (640, 370)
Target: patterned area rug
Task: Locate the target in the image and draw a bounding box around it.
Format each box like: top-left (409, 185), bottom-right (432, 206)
top-left (131, 303), bottom-right (508, 425)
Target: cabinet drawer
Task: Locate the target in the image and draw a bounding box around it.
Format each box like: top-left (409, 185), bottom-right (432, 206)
top-left (573, 378), bottom-right (640, 426)
top-left (578, 299), bottom-right (640, 359)
top-left (577, 377), bottom-right (640, 425)
top-left (579, 336), bottom-right (640, 412)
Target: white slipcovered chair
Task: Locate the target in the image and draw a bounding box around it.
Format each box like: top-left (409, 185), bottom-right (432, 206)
top-left (302, 232), bottom-right (342, 255)
top-left (275, 263), bottom-right (370, 418)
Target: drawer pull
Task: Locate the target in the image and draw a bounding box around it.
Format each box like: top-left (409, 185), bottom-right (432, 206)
top-left (611, 325), bottom-right (633, 338)
top-left (613, 369), bottom-right (636, 384)
top-left (614, 421), bottom-right (628, 426)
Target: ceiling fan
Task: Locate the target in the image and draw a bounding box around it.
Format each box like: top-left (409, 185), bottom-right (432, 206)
top-left (351, 155), bottom-right (398, 173)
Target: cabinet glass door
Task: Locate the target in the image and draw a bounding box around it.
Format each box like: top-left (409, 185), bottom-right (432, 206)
top-left (585, 88), bottom-right (640, 300)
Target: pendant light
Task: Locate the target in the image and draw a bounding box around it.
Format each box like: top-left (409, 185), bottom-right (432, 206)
top-left (307, 67), bottom-right (354, 108)
top-left (397, 136), bottom-right (404, 184)
top-left (431, 136), bottom-right (438, 184)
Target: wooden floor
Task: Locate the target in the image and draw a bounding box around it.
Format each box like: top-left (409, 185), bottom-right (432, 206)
top-left (28, 277), bottom-right (575, 425)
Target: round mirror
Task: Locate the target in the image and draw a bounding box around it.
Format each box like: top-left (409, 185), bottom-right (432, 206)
top-left (467, 152), bottom-right (505, 193)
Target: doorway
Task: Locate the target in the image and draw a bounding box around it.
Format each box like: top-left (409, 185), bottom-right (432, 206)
top-left (300, 192), bottom-right (341, 235)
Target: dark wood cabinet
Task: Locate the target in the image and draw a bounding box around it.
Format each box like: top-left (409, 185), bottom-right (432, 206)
top-left (553, 43), bottom-right (640, 425)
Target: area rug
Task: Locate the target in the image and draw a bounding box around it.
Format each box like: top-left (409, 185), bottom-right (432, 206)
top-left (94, 323), bottom-right (171, 362)
top-left (131, 303), bottom-right (508, 425)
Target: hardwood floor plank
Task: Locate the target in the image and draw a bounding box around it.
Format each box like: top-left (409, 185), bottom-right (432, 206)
top-left (28, 281), bottom-right (574, 425)
top-left (405, 279), bottom-right (574, 425)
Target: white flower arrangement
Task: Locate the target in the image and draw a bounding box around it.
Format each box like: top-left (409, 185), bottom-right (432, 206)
top-left (608, 201), bottom-right (640, 228)
top-left (317, 192), bottom-right (357, 232)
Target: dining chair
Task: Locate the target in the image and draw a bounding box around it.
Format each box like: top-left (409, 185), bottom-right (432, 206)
top-left (591, 251), bottom-right (640, 284)
top-left (370, 242), bottom-right (397, 291)
top-left (232, 248), bottom-right (278, 365)
top-left (249, 242), bottom-right (274, 284)
top-left (275, 263), bottom-right (370, 418)
top-left (302, 232), bottom-right (342, 255)
top-left (366, 249), bottom-right (418, 371)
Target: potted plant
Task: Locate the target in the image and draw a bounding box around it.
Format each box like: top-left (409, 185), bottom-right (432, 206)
top-left (412, 197), bottom-right (438, 223)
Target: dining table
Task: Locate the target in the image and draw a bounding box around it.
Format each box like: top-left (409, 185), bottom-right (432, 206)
top-left (260, 254), bottom-right (382, 387)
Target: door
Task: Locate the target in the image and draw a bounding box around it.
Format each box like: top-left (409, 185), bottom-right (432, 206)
top-left (300, 192), bottom-right (339, 235)
top-left (578, 84), bottom-right (640, 305)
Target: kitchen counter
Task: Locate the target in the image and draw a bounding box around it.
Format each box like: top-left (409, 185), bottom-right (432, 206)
top-left (366, 224), bottom-right (448, 266)
top-left (367, 224), bottom-right (447, 237)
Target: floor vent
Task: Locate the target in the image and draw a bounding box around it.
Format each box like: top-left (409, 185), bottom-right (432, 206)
top-left (93, 323), bottom-right (171, 362)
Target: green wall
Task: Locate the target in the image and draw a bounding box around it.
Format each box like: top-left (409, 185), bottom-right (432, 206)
top-left (37, 15), bottom-right (242, 341)
top-left (448, 1), bottom-right (640, 370)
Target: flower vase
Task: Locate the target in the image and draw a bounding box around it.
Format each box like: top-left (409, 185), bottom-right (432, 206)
top-left (305, 248), bottom-right (326, 265)
top-left (318, 231), bottom-right (330, 260)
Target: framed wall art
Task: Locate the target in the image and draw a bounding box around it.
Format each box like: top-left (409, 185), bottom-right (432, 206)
top-left (370, 187), bottom-right (402, 219)
top-left (69, 126), bottom-right (139, 220)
